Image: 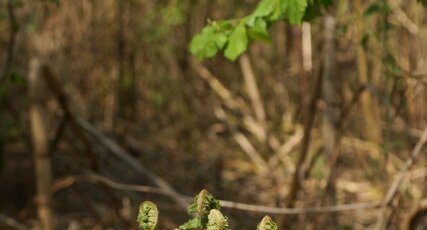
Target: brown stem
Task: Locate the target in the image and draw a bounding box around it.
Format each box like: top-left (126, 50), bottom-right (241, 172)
top-left (29, 58), bottom-right (54, 230)
top-left (286, 58), bottom-right (323, 208)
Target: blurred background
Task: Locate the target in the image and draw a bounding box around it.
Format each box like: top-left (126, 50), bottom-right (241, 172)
top-left (0, 0), bottom-right (426, 229)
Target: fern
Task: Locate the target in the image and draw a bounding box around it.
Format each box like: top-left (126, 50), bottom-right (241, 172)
top-left (137, 201), bottom-right (159, 230)
top-left (256, 216), bottom-right (278, 230)
top-left (179, 189), bottom-right (221, 229)
top-left (207, 209), bottom-right (230, 230)
top-left (138, 190), bottom-right (277, 229)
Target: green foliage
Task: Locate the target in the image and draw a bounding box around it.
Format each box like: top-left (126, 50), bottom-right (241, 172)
top-left (180, 189), bottom-right (221, 229)
top-left (206, 209), bottom-right (230, 230)
top-left (190, 0), bottom-right (331, 61)
top-left (224, 24), bottom-right (249, 60)
top-left (137, 190), bottom-right (277, 229)
top-left (187, 189), bottom-right (221, 217)
top-left (190, 21), bottom-right (231, 60)
top-left (256, 216), bottom-right (278, 230)
top-left (137, 201), bottom-right (159, 230)
top-left (281, 0), bottom-right (308, 24)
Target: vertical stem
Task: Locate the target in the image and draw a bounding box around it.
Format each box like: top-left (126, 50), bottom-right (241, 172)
top-left (355, 0), bottom-right (382, 144)
top-left (320, 15), bottom-right (339, 227)
top-left (293, 26), bottom-right (308, 112)
top-left (29, 58), bottom-right (54, 230)
top-left (239, 54), bottom-right (267, 142)
top-left (285, 56), bottom-right (323, 209)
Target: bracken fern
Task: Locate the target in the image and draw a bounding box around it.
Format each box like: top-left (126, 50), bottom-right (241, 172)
top-left (137, 189), bottom-right (278, 230)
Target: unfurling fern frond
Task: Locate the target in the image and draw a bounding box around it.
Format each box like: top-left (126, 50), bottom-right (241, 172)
top-left (137, 201), bottom-right (159, 230)
top-left (188, 189), bottom-right (221, 218)
top-left (256, 216), bottom-right (278, 230)
top-left (207, 209), bottom-right (230, 230)
top-left (179, 189), bottom-right (222, 229)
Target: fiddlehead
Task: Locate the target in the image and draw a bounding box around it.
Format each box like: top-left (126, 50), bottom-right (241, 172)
top-left (207, 209), bottom-right (230, 230)
top-left (179, 189), bottom-right (221, 229)
top-left (188, 189), bottom-right (221, 218)
top-left (137, 201), bottom-right (159, 230)
top-left (256, 216), bottom-right (277, 230)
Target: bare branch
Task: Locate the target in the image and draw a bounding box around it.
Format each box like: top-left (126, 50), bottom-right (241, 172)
top-left (268, 128), bottom-right (304, 168)
top-left (388, 0), bottom-right (419, 35)
top-left (383, 126), bottom-right (427, 205)
top-left (82, 171), bottom-right (384, 215)
top-left (214, 107), bottom-right (268, 173)
top-left (239, 54), bottom-right (267, 141)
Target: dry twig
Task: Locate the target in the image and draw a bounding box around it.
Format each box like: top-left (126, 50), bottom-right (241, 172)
top-left (388, 0), bottom-right (419, 35)
top-left (84, 171), bottom-right (384, 215)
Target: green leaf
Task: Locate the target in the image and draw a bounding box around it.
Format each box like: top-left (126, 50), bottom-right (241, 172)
top-left (190, 26), bottom-right (228, 60)
top-left (224, 24), bottom-right (248, 61)
top-left (252, 0), bottom-right (278, 18)
top-left (257, 216), bottom-right (278, 230)
top-left (281, 0), bottom-right (308, 24)
top-left (179, 217), bottom-right (204, 230)
top-left (247, 18), bottom-right (271, 42)
top-left (247, 0), bottom-right (281, 26)
top-left (137, 201), bottom-right (158, 230)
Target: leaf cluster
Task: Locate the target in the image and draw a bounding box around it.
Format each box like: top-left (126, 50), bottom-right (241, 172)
top-left (190, 0), bottom-right (332, 61)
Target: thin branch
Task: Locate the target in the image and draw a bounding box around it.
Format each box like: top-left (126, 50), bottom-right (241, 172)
top-left (231, 130), bottom-right (269, 173)
top-left (239, 54), bottom-right (267, 141)
top-left (383, 126), bottom-right (427, 205)
top-left (83, 171), bottom-right (384, 215)
top-left (387, 0), bottom-right (419, 35)
top-left (286, 52), bottom-right (323, 208)
top-left (268, 128), bottom-right (304, 168)
top-left (376, 126), bottom-right (427, 229)
top-left (214, 106), bottom-right (268, 173)
top-left (192, 58), bottom-right (266, 141)
top-left (191, 58), bottom-right (248, 113)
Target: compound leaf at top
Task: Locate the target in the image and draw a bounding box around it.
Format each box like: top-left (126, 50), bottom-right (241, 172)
top-left (281, 0), bottom-right (308, 24)
top-left (247, 18), bottom-right (271, 42)
top-left (224, 24), bottom-right (249, 61)
top-left (190, 26), bottom-right (228, 60)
